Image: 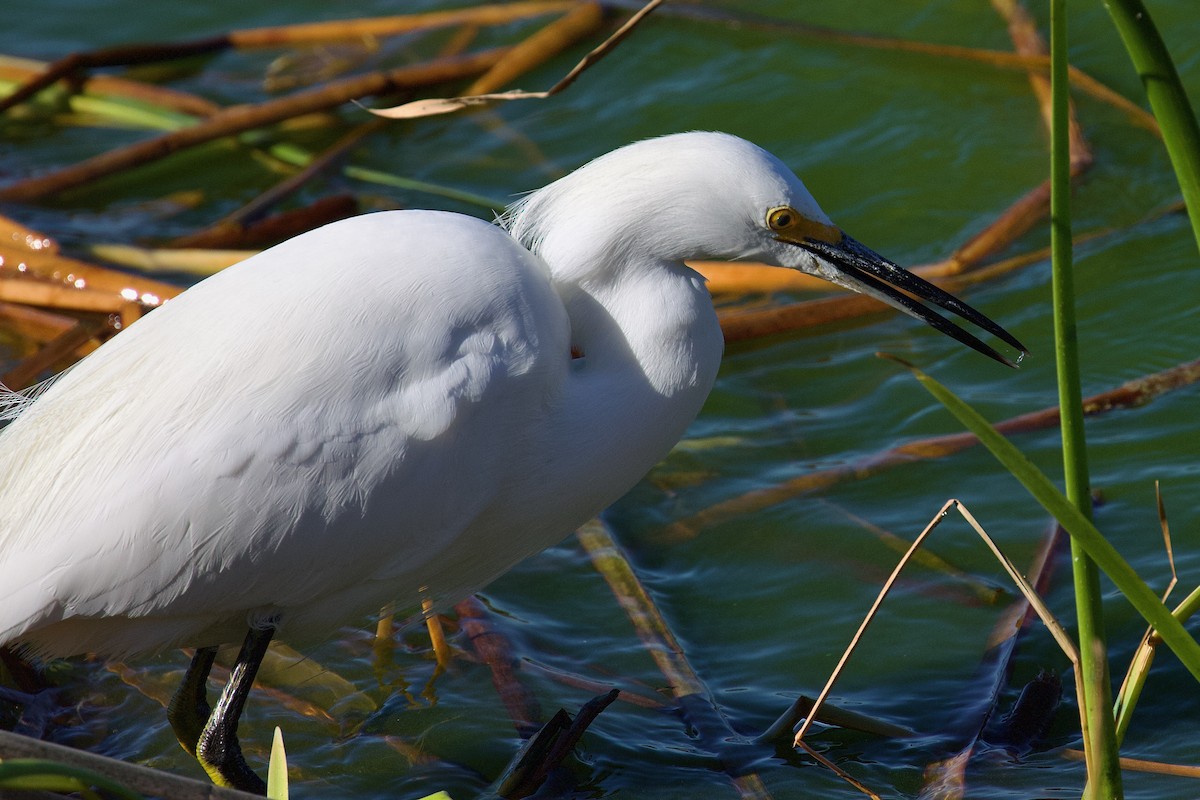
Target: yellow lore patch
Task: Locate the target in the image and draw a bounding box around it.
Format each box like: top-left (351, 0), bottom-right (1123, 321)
top-left (766, 205), bottom-right (842, 245)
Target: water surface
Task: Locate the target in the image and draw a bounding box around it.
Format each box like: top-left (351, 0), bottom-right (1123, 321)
top-left (1, 1), bottom-right (1198, 797)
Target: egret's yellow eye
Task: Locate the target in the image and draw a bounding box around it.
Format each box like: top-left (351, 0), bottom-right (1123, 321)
top-left (766, 205), bottom-right (843, 245)
top-left (767, 206), bottom-right (797, 231)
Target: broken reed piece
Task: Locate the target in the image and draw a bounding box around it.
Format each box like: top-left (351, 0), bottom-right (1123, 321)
top-left (113, 640), bottom-right (379, 736)
top-left (941, 177), bottom-right (1056, 275)
top-left (0, 215), bottom-right (174, 367)
top-left (718, 291), bottom-right (890, 343)
top-left (575, 519), bottom-right (706, 698)
top-left (243, 641), bottom-right (377, 720)
top-left (520, 658), bottom-right (665, 710)
top-left (84, 245), bottom-right (249, 277)
top-left (0, 211), bottom-right (59, 255)
top-left (0, 726), bottom-right (259, 800)
top-left (0, 48), bottom-right (509, 203)
top-left (758, 694), bottom-right (914, 744)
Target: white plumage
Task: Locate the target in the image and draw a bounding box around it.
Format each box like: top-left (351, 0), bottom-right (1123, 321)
top-left (0, 132), bottom-right (1019, 791)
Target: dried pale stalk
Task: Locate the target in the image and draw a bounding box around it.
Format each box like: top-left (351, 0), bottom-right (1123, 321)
top-left (86, 245), bottom-right (251, 276)
top-left (370, 0), bottom-right (662, 120)
top-left (576, 518), bottom-right (706, 697)
top-left (1061, 750), bottom-right (1200, 779)
top-left (955, 503), bottom-right (1078, 660)
top-left (795, 501), bottom-right (1078, 763)
top-left (918, 514), bottom-right (1066, 797)
top-left (1112, 483), bottom-right (1179, 744)
top-left (794, 499), bottom-right (956, 746)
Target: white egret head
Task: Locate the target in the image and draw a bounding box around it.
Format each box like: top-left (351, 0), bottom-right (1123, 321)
top-left (504, 131), bottom-right (1024, 365)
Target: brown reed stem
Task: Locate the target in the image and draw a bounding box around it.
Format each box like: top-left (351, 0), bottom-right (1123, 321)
top-left (0, 56), bottom-right (222, 117)
top-left (0, 48), bottom-right (508, 203)
top-left (465, 3), bottom-right (607, 95)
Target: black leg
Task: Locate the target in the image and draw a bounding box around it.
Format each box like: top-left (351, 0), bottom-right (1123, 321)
top-left (167, 646), bottom-right (217, 757)
top-left (195, 626), bottom-right (275, 795)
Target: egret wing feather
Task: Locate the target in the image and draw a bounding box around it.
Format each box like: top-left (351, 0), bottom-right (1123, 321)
top-left (0, 374), bottom-right (67, 423)
top-left (0, 211), bottom-right (570, 657)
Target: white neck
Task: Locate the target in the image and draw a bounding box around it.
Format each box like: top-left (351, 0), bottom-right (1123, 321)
top-left (528, 259), bottom-right (723, 526)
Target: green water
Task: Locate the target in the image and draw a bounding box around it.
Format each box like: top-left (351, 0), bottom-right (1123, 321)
top-left (2, 1), bottom-right (1199, 798)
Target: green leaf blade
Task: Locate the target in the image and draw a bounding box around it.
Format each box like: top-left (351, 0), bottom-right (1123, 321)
top-left (896, 358), bottom-right (1200, 681)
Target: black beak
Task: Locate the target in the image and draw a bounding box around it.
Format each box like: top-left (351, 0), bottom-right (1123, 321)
top-left (798, 234), bottom-right (1027, 368)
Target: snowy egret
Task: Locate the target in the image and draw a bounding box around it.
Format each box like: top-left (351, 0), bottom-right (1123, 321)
top-left (0, 131), bottom-right (1023, 792)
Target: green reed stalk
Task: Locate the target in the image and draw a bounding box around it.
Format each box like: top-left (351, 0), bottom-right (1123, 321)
top-left (897, 360), bottom-right (1200, 679)
top-left (1101, 0), bottom-right (1200, 255)
top-left (1050, 3), bottom-right (1121, 797)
